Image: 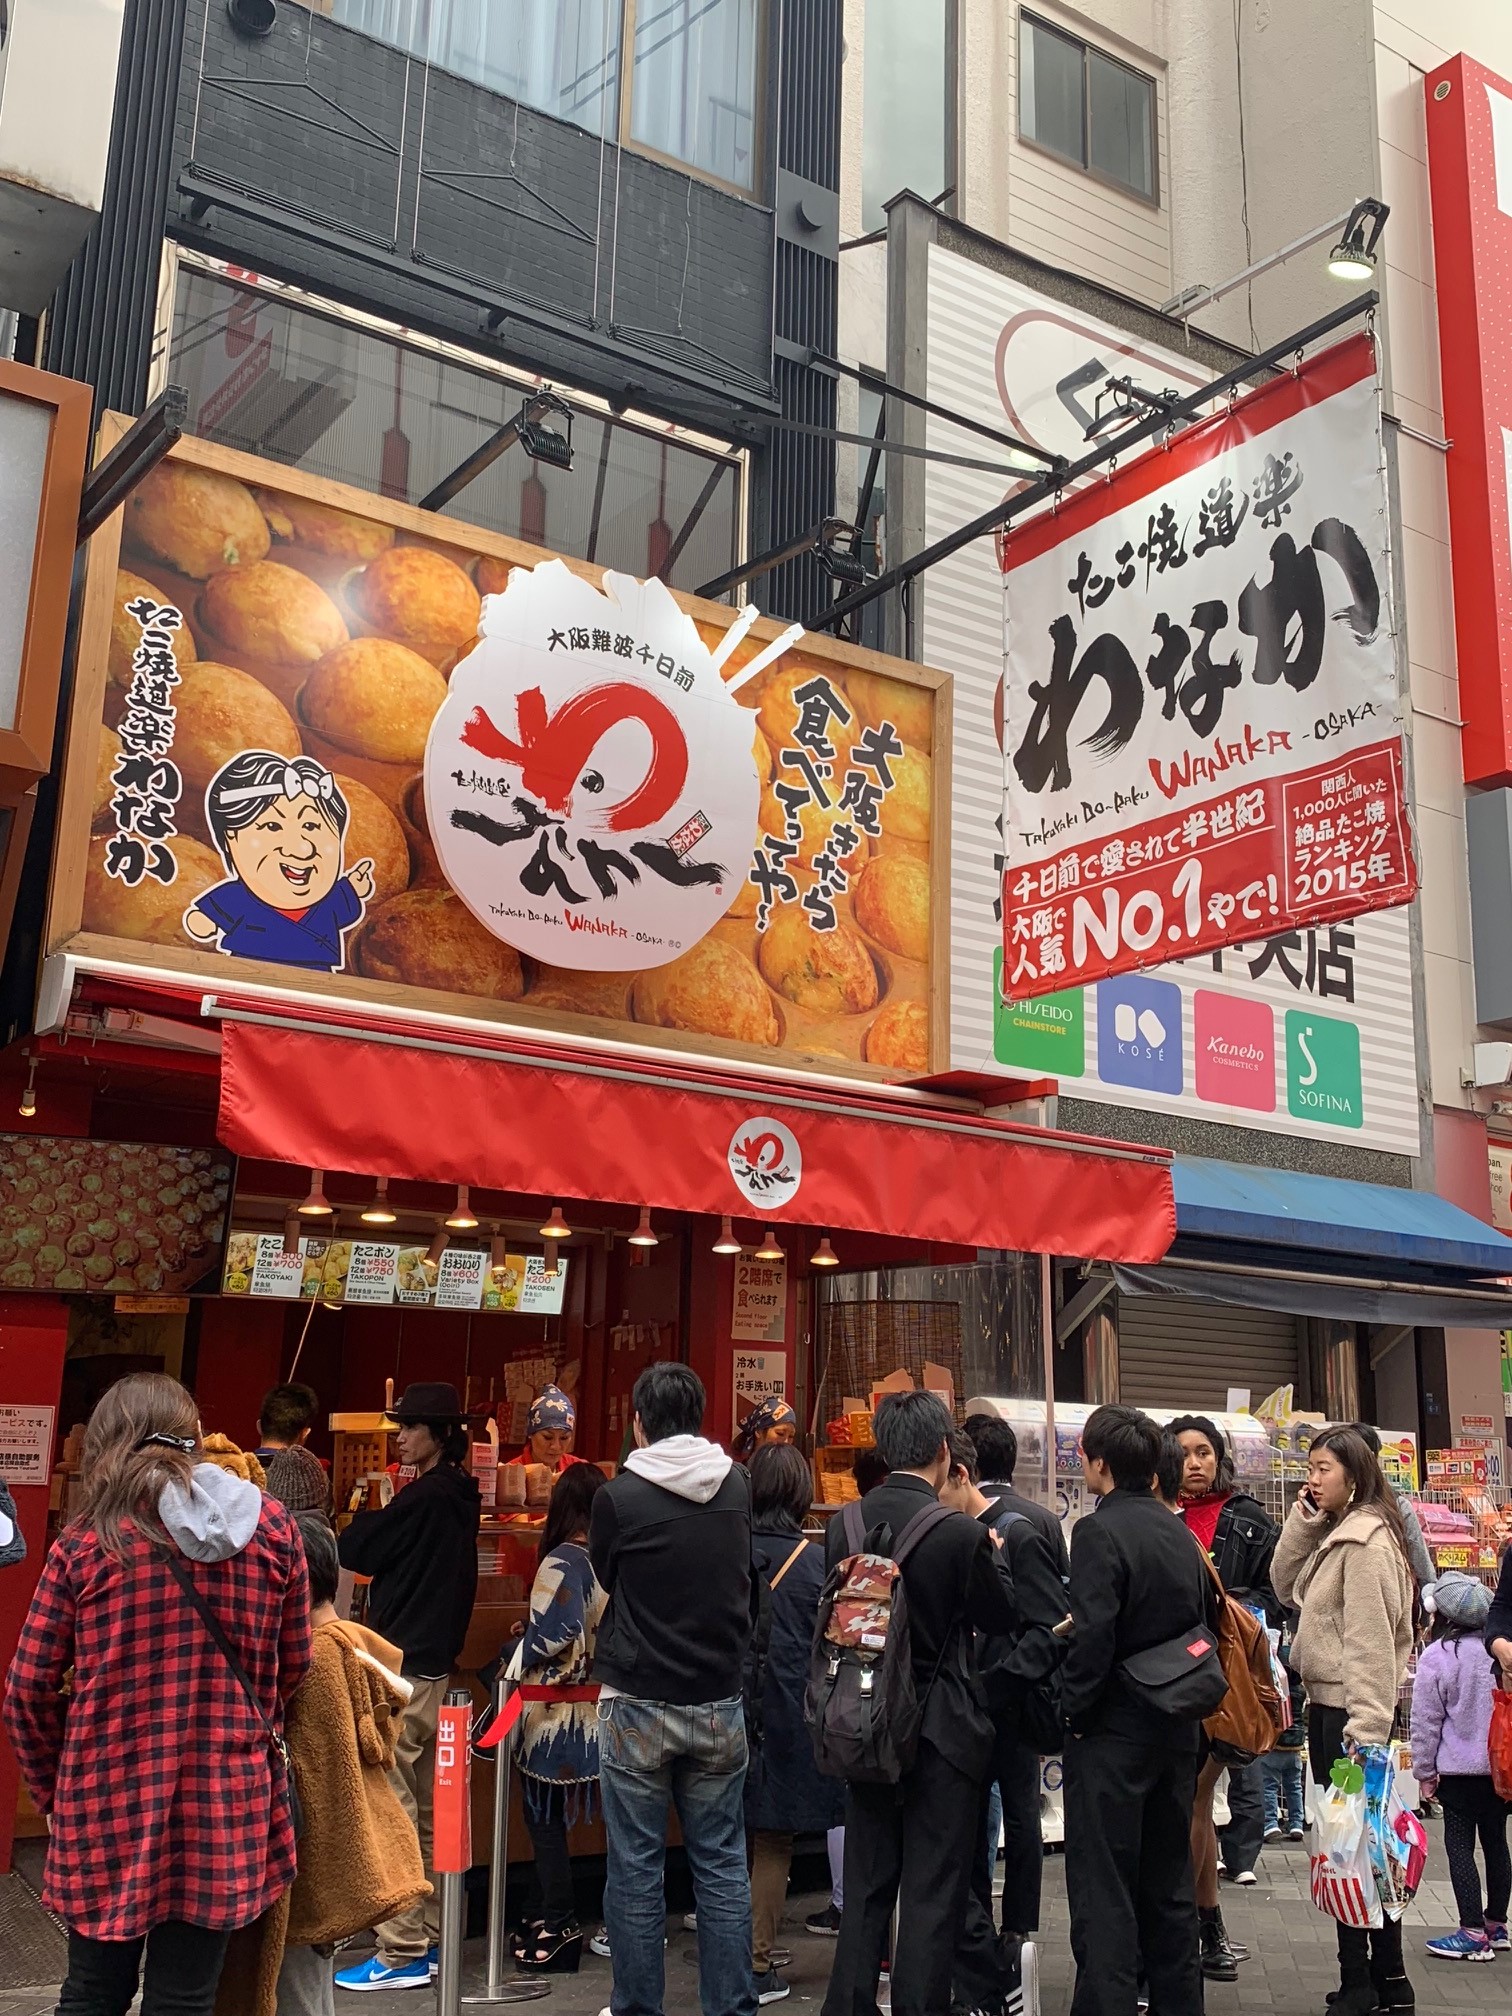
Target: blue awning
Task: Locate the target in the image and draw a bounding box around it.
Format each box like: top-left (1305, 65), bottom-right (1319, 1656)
top-left (1171, 1155), bottom-right (1512, 1279)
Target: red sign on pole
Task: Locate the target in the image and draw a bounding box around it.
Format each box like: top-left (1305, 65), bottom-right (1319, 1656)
top-left (1426, 54), bottom-right (1512, 788)
top-left (1000, 334), bottom-right (1416, 999)
top-left (432, 1701), bottom-right (472, 1874)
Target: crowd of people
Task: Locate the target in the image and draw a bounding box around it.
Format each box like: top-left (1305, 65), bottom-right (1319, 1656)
top-left (5, 1366), bottom-right (1512, 2016)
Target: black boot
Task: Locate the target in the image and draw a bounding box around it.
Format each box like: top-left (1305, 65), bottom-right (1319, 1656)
top-left (1199, 1908), bottom-right (1238, 1982)
top-left (1214, 1906), bottom-right (1249, 1963)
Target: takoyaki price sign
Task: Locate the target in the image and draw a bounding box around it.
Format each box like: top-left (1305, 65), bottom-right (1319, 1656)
top-left (427, 563), bottom-right (760, 970)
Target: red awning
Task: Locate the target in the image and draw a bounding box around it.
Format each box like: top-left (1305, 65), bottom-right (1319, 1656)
top-left (218, 1020), bottom-right (1174, 1263)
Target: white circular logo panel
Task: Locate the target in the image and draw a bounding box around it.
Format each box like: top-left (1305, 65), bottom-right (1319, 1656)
top-left (727, 1117), bottom-right (803, 1211)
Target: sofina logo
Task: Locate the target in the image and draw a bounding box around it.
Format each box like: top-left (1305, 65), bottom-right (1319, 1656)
top-left (728, 1117), bottom-right (802, 1209)
top-left (993, 951), bottom-right (1085, 1074)
top-left (1194, 992), bottom-right (1276, 1112)
top-left (1285, 1010), bottom-right (1363, 1128)
top-left (1096, 976), bottom-right (1183, 1095)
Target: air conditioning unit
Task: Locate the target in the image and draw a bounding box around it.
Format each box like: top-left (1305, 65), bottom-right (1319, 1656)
top-left (0, 0), bottom-right (125, 315)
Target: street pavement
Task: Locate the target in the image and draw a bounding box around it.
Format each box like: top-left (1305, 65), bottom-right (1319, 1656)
top-left (4, 1833), bottom-right (1510, 2015)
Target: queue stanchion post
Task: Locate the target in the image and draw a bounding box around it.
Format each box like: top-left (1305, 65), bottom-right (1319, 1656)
top-left (434, 1690), bottom-right (475, 2016)
top-left (466, 1677), bottom-right (549, 2005)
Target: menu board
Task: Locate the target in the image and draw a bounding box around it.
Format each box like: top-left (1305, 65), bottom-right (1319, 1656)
top-left (223, 1230), bottom-right (567, 1313)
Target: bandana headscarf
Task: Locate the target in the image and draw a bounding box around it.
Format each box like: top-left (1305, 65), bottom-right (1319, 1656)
top-left (735, 1393), bottom-right (797, 1457)
top-left (528, 1384), bottom-right (576, 1439)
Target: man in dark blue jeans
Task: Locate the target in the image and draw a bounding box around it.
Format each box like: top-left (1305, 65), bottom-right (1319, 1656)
top-left (590, 1362), bottom-right (757, 2016)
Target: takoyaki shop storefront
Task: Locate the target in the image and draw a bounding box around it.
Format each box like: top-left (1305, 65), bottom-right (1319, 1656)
top-left (3, 424), bottom-right (1175, 1862)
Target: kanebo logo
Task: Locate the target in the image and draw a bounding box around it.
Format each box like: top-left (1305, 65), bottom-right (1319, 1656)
top-left (1206, 1036), bottom-right (1265, 1065)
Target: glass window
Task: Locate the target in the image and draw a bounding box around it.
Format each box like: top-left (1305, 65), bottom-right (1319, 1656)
top-left (628, 0), bottom-right (760, 190)
top-left (861, 0), bottom-right (948, 234)
top-left (1019, 11), bottom-right (1157, 202)
top-left (1087, 47), bottom-right (1154, 199)
top-left (1019, 14), bottom-right (1083, 169)
top-left (166, 265), bottom-right (743, 598)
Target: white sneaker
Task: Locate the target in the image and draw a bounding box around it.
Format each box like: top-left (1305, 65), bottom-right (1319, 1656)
top-left (589, 1930), bottom-right (611, 1959)
top-left (1234, 1869), bottom-right (1258, 1886)
top-left (1010, 1941), bottom-right (1040, 2016)
top-left (683, 1912), bottom-right (698, 1932)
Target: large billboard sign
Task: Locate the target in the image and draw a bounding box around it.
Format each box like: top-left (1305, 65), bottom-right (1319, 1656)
top-left (999, 334), bottom-right (1415, 998)
top-left (50, 433), bottom-right (947, 1082)
top-left (924, 245), bottom-right (1422, 1155)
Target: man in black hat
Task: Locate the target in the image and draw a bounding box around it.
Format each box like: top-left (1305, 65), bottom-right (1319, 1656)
top-left (336, 1382), bottom-right (481, 1992)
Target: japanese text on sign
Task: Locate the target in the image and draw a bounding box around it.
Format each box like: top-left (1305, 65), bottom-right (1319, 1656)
top-left (105, 597), bottom-right (186, 891)
top-left (732, 1249), bottom-right (788, 1342)
top-left (1001, 335), bottom-right (1415, 999)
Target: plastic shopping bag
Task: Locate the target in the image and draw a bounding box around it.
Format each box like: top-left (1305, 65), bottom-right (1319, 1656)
top-left (1361, 1744), bottom-right (1428, 1917)
top-left (1310, 1765), bottom-right (1382, 1930)
top-left (1491, 1686), bottom-right (1512, 1803)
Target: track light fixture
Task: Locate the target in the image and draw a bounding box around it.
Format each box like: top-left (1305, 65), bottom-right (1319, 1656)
top-left (361, 1177), bottom-right (397, 1225)
top-left (754, 1227), bottom-right (784, 1263)
top-left (810, 1236), bottom-right (839, 1268)
top-left (298, 1170), bottom-right (333, 1218)
top-left (628, 1207), bottom-right (658, 1248)
top-left (712, 1215), bottom-right (742, 1255)
top-left (539, 1203), bottom-right (571, 1240)
top-left (1328, 197), bottom-right (1389, 282)
top-left (446, 1185), bottom-right (479, 1230)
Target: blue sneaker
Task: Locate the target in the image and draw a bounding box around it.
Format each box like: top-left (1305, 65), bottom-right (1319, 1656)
top-left (1424, 1928), bottom-right (1494, 1962)
top-left (1486, 1921), bottom-right (1510, 1952)
top-left (427, 1949), bottom-right (440, 1979)
top-left (335, 1953), bottom-right (433, 1991)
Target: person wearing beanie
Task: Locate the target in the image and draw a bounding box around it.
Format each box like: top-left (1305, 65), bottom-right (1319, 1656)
top-left (263, 1444), bottom-right (334, 1524)
top-left (1413, 1571), bottom-right (1508, 1962)
top-left (1168, 1413), bottom-right (1279, 1978)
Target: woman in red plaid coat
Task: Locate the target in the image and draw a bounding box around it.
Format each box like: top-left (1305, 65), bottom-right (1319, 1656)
top-left (3, 1373), bottom-right (311, 2016)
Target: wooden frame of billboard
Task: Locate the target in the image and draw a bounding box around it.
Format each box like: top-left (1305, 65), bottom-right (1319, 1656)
top-left (48, 417), bottom-right (953, 1082)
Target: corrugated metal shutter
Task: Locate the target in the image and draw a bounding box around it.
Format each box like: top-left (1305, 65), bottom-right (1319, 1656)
top-left (1116, 1292), bottom-right (1299, 1413)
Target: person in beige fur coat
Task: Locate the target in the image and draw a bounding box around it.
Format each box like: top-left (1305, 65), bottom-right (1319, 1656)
top-left (1271, 1425), bottom-right (1416, 2016)
top-left (217, 1513), bottom-right (427, 2016)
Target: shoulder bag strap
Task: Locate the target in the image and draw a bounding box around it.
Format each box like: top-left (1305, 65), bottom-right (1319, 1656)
top-left (840, 1500), bottom-right (865, 1555)
top-left (157, 1546), bottom-right (289, 1764)
top-left (890, 1500), bottom-right (954, 1565)
top-left (768, 1538), bottom-right (810, 1593)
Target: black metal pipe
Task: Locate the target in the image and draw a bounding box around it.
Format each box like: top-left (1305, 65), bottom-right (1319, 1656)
top-left (809, 290), bottom-right (1379, 635)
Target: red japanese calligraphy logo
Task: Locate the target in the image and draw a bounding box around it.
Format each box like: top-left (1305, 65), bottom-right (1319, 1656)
top-left (727, 1117), bottom-right (802, 1210)
top-left (426, 562), bottom-right (761, 970)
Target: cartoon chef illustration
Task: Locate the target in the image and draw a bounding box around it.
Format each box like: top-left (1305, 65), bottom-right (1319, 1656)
top-left (184, 750), bottom-right (373, 972)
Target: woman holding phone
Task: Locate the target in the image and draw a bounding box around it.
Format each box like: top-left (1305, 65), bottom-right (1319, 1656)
top-left (1272, 1426), bottom-right (1416, 2016)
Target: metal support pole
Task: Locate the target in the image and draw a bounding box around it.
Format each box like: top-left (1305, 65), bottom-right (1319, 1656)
top-left (1040, 1250), bottom-right (1057, 1512)
top-left (465, 1679), bottom-right (549, 2006)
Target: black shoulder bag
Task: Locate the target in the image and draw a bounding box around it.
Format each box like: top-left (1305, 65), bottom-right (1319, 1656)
top-left (157, 1547), bottom-right (304, 1838)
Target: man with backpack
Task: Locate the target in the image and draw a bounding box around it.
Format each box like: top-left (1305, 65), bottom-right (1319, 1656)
top-left (1063, 1405), bottom-right (1219, 2016)
top-left (941, 1428), bottom-right (1069, 2016)
top-left (814, 1391), bottom-right (1017, 2016)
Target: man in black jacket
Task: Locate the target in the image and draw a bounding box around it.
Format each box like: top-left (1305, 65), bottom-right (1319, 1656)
top-left (821, 1392), bottom-right (1018, 2016)
top-left (1064, 1405), bottom-right (1216, 2016)
top-left (964, 1411), bottom-right (1068, 1946)
top-left (590, 1362), bottom-right (756, 2016)
top-left (336, 1381), bottom-right (481, 1990)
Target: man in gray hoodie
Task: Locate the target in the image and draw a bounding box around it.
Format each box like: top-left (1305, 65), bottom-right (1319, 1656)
top-left (590, 1362), bottom-right (757, 2016)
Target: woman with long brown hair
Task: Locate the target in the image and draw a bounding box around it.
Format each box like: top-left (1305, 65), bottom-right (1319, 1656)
top-left (1272, 1425), bottom-right (1417, 2016)
top-left (3, 1372), bottom-right (311, 2016)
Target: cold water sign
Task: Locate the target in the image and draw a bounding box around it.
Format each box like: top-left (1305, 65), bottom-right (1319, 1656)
top-left (427, 560), bottom-right (760, 970)
top-left (1000, 333), bottom-right (1415, 1000)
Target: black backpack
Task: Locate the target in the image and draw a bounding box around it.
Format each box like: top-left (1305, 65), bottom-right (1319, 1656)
top-left (805, 1499), bottom-right (953, 1784)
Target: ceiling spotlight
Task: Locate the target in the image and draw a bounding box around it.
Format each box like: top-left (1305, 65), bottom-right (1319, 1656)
top-left (518, 392), bottom-right (574, 470)
top-left (490, 1228), bottom-right (508, 1278)
top-left (712, 1214), bottom-right (742, 1256)
top-left (628, 1206), bottom-right (658, 1248)
top-left (17, 1052), bottom-right (36, 1120)
top-left (811, 1236), bottom-right (839, 1268)
top-left (446, 1184), bottom-right (479, 1230)
top-left (282, 1210), bottom-right (301, 1257)
top-left (754, 1227), bottom-right (785, 1263)
top-left (426, 1227), bottom-right (449, 1268)
top-left (298, 1169), bottom-right (333, 1218)
top-left (539, 1203), bottom-right (571, 1241)
top-left (1328, 196), bottom-right (1389, 281)
top-left (361, 1176), bottom-right (397, 1226)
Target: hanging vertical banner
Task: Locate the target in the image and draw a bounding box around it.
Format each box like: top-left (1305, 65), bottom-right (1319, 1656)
top-left (1001, 333), bottom-right (1415, 1000)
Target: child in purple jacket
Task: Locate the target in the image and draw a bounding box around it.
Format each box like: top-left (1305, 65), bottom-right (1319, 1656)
top-left (1412, 1572), bottom-right (1509, 1961)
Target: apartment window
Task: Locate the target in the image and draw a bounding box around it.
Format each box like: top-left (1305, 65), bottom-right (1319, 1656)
top-left (309, 0), bottom-right (761, 192)
top-left (1019, 12), bottom-right (1156, 202)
